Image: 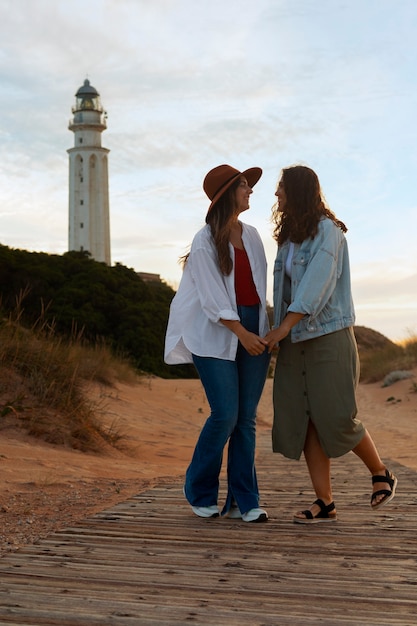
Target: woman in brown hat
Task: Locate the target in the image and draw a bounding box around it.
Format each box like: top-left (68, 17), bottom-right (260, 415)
top-left (165, 164), bottom-right (270, 522)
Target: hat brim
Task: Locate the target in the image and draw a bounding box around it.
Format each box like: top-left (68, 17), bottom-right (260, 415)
top-left (207, 166), bottom-right (262, 212)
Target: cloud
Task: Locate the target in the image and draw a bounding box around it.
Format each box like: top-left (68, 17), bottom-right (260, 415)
top-left (0, 0), bottom-right (416, 342)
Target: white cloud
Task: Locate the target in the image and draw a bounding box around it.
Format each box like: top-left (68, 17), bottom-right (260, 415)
top-left (0, 0), bottom-right (416, 341)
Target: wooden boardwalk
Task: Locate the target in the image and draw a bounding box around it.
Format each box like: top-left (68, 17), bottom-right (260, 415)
top-left (0, 427), bottom-right (416, 626)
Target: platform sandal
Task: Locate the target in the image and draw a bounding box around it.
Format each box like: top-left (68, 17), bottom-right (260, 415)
top-left (293, 498), bottom-right (337, 524)
top-left (371, 469), bottom-right (397, 510)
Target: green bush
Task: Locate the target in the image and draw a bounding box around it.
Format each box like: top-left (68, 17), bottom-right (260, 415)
top-left (0, 245), bottom-right (195, 379)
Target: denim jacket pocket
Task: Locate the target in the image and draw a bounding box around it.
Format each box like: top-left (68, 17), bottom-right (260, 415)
top-left (292, 251), bottom-right (310, 269)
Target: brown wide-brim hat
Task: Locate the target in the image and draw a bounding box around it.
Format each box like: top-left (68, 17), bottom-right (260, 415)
top-left (203, 164), bottom-right (262, 212)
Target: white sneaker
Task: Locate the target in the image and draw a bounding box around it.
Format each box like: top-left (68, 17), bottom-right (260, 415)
top-left (191, 505), bottom-right (220, 518)
top-left (227, 505), bottom-right (242, 519)
top-left (183, 486), bottom-right (219, 518)
top-left (242, 508), bottom-right (268, 523)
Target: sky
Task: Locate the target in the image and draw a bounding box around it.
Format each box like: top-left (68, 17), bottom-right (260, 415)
top-left (0, 0), bottom-right (416, 343)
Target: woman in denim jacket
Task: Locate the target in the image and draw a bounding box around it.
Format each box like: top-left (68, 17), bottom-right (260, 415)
top-left (265, 165), bottom-right (397, 523)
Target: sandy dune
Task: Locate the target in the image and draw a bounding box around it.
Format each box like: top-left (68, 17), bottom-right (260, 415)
top-left (0, 370), bottom-right (416, 554)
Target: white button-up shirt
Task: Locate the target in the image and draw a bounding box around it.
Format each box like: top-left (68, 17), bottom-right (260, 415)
top-left (164, 222), bottom-right (269, 364)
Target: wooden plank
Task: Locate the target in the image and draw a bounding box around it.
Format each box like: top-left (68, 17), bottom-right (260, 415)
top-left (0, 428), bottom-right (416, 626)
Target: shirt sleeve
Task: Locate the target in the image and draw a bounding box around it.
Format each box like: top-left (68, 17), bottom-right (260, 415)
top-left (188, 244), bottom-right (240, 324)
top-left (288, 222), bottom-right (344, 318)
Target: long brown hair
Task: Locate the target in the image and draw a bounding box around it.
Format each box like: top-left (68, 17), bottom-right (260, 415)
top-left (272, 165), bottom-right (347, 244)
top-left (180, 178), bottom-right (241, 275)
top-left (205, 178), bottom-right (241, 275)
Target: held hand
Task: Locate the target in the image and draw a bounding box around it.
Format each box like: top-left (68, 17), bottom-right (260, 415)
top-left (264, 312), bottom-right (305, 353)
top-left (264, 327), bottom-right (288, 353)
top-left (239, 329), bottom-right (268, 356)
top-left (220, 319), bottom-right (268, 356)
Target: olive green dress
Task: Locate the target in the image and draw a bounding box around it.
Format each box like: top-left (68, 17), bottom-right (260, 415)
top-left (272, 326), bottom-right (366, 460)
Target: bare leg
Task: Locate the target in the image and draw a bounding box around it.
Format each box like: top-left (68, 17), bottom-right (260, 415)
top-left (352, 429), bottom-right (385, 473)
top-left (295, 420), bottom-right (335, 518)
top-left (353, 429), bottom-right (391, 506)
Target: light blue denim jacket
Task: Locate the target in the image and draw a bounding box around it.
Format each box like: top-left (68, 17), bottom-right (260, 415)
top-left (273, 217), bottom-right (355, 342)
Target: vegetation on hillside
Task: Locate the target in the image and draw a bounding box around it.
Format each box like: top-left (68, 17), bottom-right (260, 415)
top-left (0, 244), bottom-right (194, 379)
top-left (354, 325), bottom-right (417, 383)
top-left (0, 313), bottom-right (137, 451)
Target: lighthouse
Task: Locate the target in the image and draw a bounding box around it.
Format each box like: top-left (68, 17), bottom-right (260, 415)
top-left (68, 79), bottom-right (111, 265)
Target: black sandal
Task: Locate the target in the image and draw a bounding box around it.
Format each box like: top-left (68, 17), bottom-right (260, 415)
top-left (371, 469), bottom-right (397, 510)
top-left (293, 498), bottom-right (337, 524)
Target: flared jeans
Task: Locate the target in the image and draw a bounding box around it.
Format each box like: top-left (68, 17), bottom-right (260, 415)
top-left (184, 305), bottom-right (270, 515)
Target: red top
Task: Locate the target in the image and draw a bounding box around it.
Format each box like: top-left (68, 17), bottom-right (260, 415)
top-left (234, 246), bottom-right (260, 306)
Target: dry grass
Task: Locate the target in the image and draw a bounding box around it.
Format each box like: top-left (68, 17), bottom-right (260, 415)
top-left (355, 327), bottom-right (417, 383)
top-left (0, 311), bottom-right (139, 453)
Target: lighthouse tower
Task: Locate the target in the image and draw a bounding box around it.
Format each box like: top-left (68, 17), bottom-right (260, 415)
top-left (68, 79), bottom-right (111, 265)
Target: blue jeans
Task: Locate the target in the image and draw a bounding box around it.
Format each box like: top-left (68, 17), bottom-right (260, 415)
top-left (184, 305), bottom-right (270, 515)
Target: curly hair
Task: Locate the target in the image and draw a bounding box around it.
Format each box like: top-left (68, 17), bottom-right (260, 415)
top-left (272, 165), bottom-right (347, 244)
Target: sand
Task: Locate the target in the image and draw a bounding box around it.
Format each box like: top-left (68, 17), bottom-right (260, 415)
top-left (1, 370), bottom-right (416, 555)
